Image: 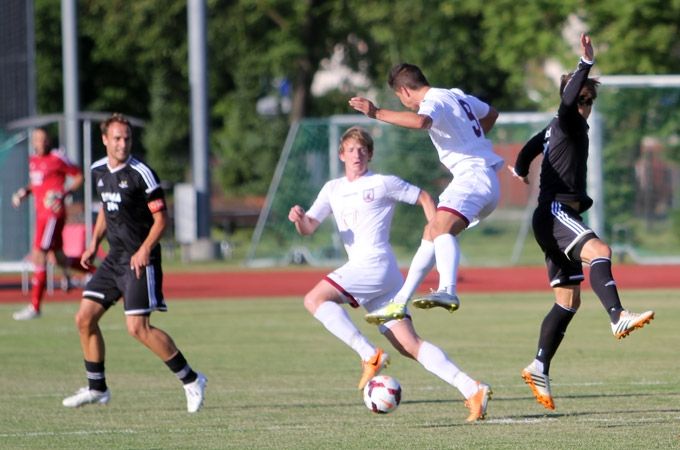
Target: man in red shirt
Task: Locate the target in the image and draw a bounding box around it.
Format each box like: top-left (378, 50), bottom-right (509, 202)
top-left (11, 128), bottom-right (86, 320)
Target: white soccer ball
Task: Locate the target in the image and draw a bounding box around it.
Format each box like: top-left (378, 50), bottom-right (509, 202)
top-left (363, 375), bottom-right (401, 414)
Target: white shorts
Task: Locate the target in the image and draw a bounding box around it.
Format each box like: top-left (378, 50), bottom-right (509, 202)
top-left (438, 165), bottom-right (500, 227)
top-left (325, 253), bottom-right (403, 313)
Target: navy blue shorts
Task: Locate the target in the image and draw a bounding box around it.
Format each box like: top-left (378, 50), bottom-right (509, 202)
top-left (532, 201), bottom-right (598, 287)
top-left (83, 255), bottom-right (167, 315)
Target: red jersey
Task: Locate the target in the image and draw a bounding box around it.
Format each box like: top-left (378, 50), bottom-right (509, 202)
top-left (29, 149), bottom-right (82, 218)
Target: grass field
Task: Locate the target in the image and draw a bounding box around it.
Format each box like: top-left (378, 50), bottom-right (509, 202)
top-left (1, 290), bottom-right (678, 449)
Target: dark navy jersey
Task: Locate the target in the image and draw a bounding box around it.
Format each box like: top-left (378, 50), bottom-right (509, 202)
top-left (91, 156), bottom-right (166, 260)
top-left (514, 58), bottom-right (594, 213)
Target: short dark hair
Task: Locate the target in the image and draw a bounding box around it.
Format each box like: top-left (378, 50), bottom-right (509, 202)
top-left (560, 73), bottom-right (600, 99)
top-left (100, 113), bottom-right (132, 135)
top-left (388, 63), bottom-right (430, 90)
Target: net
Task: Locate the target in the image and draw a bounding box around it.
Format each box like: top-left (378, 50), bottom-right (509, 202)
top-left (247, 78), bottom-right (680, 268)
top-left (246, 113), bottom-right (552, 268)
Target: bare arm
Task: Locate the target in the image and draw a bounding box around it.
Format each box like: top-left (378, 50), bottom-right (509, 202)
top-left (416, 189), bottom-right (437, 223)
top-left (479, 106), bottom-right (499, 135)
top-left (288, 205), bottom-right (321, 236)
top-left (130, 209), bottom-right (167, 279)
top-left (81, 205), bottom-right (107, 269)
top-left (349, 97), bottom-right (432, 129)
top-left (66, 172), bottom-right (84, 194)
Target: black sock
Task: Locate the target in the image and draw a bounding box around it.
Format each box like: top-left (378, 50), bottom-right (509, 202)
top-left (536, 303), bottom-right (575, 374)
top-left (165, 351), bottom-right (198, 384)
top-left (85, 360), bottom-right (107, 392)
top-left (589, 257), bottom-right (624, 322)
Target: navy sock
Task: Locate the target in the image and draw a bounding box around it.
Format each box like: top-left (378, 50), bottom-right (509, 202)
top-left (536, 303), bottom-right (575, 374)
top-left (165, 351), bottom-right (198, 384)
top-left (85, 360), bottom-right (107, 392)
top-left (589, 257), bottom-right (624, 322)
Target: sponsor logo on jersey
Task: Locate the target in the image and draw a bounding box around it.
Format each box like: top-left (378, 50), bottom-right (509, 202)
top-left (102, 191), bottom-right (122, 211)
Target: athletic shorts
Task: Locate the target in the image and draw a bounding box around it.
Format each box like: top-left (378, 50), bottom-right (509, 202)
top-left (33, 215), bottom-right (64, 251)
top-left (532, 201), bottom-right (598, 287)
top-left (438, 165), bottom-right (500, 228)
top-left (82, 255), bottom-right (167, 315)
top-left (324, 253), bottom-right (403, 313)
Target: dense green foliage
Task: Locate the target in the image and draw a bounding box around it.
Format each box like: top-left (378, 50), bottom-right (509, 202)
top-left (33, 1), bottom-right (680, 197)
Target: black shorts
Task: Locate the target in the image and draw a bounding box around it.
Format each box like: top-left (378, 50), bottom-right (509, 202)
top-left (83, 254), bottom-right (167, 315)
top-left (532, 201), bottom-right (598, 287)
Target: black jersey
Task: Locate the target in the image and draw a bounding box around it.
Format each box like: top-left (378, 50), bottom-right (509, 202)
top-left (91, 156), bottom-right (166, 260)
top-left (514, 58), bottom-right (594, 213)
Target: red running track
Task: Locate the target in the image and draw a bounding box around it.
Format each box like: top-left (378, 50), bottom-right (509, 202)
top-left (0, 265), bottom-right (678, 303)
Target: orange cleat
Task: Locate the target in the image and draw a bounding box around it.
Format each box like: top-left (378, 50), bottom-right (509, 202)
top-left (521, 362), bottom-right (555, 410)
top-left (357, 348), bottom-right (390, 390)
top-left (465, 382), bottom-right (492, 422)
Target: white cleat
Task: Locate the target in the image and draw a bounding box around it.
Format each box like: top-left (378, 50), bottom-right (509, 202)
top-left (611, 310), bottom-right (654, 339)
top-left (12, 305), bottom-right (41, 321)
top-left (62, 387), bottom-right (110, 408)
top-left (412, 290), bottom-right (460, 313)
top-left (184, 372), bottom-right (207, 413)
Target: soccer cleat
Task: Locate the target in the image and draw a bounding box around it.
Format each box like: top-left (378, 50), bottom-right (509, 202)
top-left (412, 290), bottom-right (460, 313)
top-left (365, 302), bottom-right (407, 325)
top-left (62, 387), bottom-right (110, 408)
top-left (521, 362), bottom-right (555, 410)
top-left (611, 310), bottom-right (654, 340)
top-left (357, 348), bottom-right (390, 390)
top-left (464, 382), bottom-right (492, 422)
top-left (12, 305), bottom-right (41, 321)
top-left (183, 372), bottom-right (207, 413)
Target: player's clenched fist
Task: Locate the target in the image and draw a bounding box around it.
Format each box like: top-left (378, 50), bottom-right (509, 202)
top-left (288, 205), bottom-right (305, 223)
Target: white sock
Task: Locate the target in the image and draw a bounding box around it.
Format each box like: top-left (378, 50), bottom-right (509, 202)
top-left (533, 359), bottom-right (545, 373)
top-left (313, 301), bottom-right (375, 361)
top-left (394, 240), bottom-right (435, 304)
top-left (416, 341), bottom-right (478, 398)
top-left (433, 234), bottom-right (460, 294)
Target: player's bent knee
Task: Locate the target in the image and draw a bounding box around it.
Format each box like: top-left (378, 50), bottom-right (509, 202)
top-left (303, 294), bottom-right (324, 314)
top-left (74, 310), bottom-right (97, 333)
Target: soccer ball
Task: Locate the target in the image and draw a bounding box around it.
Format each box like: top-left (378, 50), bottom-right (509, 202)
top-left (363, 375), bottom-right (401, 414)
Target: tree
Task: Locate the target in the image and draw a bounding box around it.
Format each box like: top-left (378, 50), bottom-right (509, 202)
top-left (33, 0), bottom-right (679, 203)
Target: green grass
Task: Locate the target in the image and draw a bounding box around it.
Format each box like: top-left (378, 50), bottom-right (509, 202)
top-left (1, 290), bottom-right (678, 449)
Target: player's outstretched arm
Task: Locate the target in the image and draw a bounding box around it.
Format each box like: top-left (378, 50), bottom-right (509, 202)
top-left (349, 97), bottom-right (431, 130)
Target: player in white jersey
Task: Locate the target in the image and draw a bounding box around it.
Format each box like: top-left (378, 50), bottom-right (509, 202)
top-left (350, 63), bottom-right (502, 323)
top-left (289, 126), bottom-right (491, 422)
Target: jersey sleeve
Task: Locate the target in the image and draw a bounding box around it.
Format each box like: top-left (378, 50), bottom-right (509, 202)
top-left (383, 175), bottom-right (420, 205)
top-left (558, 58), bottom-right (593, 131)
top-left (306, 181), bottom-right (333, 223)
top-left (514, 127), bottom-right (548, 177)
top-left (54, 149), bottom-right (82, 177)
top-left (131, 160), bottom-right (166, 213)
top-left (458, 90), bottom-right (490, 119)
top-left (417, 96), bottom-right (440, 123)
